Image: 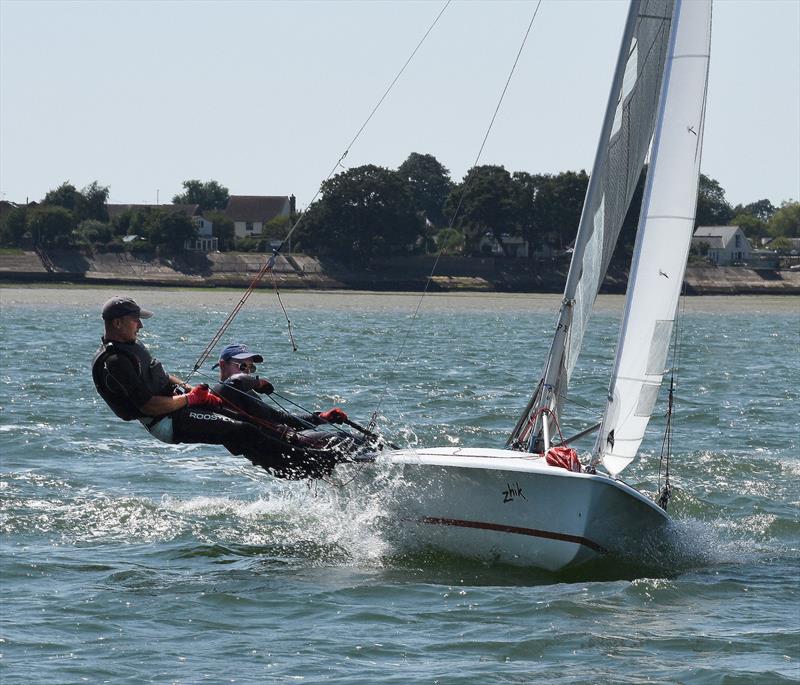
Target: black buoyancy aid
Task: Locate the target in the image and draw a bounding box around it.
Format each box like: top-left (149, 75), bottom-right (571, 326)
top-left (92, 339), bottom-right (173, 421)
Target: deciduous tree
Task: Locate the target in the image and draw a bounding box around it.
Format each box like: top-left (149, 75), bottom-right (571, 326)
top-left (445, 165), bottom-right (517, 256)
top-left (300, 165), bottom-right (422, 261)
top-left (731, 212), bottom-right (768, 243)
top-left (397, 153), bottom-right (452, 227)
top-left (41, 180), bottom-right (109, 224)
top-left (734, 198), bottom-right (776, 223)
top-left (767, 236), bottom-right (792, 253)
top-left (0, 207), bottom-right (28, 246)
top-left (75, 219), bottom-right (114, 246)
top-left (42, 182), bottom-right (80, 212)
top-left (528, 170), bottom-right (589, 251)
top-left (695, 174), bottom-right (733, 226)
top-left (511, 171), bottom-right (550, 253)
top-left (435, 227), bottom-right (465, 255)
top-left (26, 206), bottom-right (75, 247)
top-left (768, 201), bottom-right (800, 238)
top-left (145, 209), bottom-right (197, 251)
top-left (79, 181), bottom-right (110, 222)
top-left (173, 180), bottom-right (230, 210)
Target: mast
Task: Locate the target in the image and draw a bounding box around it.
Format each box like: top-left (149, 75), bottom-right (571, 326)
top-left (509, 0), bottom-right (675, 452)
top-left (593, 0), bottom-right (712, 476)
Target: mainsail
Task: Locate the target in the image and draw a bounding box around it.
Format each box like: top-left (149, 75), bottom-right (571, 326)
top-left (595, 0), bottom-right (712, 476)
top-left (509, 0), bottom-right (675, 451)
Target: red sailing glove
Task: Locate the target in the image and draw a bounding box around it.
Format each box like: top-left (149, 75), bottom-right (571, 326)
top-left (186, 384), bottom-right (223, 409)
top-left (318, 407), bottom-right (347, 424)
top-left (254, 378), bottom-right (274, 395)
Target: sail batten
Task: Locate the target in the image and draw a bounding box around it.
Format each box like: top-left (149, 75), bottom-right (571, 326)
top-left (595, 0), bottom-right (712, 476)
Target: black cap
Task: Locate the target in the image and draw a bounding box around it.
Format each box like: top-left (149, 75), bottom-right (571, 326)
top-left (101, 297), bottom-right (153, 321)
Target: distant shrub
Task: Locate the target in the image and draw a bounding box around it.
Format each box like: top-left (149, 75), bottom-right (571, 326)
top-left (234, 236), bottom-right (276, 252)
top-left (128, 240), bottom-right (154, 255)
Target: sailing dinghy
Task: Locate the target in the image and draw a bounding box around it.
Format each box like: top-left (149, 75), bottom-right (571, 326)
top-left (344, 0), bottom-right (712, 571)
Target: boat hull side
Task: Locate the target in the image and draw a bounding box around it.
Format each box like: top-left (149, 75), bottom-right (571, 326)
top-left (355, 448), bottom-right (669, 571)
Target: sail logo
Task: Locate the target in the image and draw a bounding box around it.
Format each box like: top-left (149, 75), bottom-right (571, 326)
top-left (502, 482), bottom-right (527, 503)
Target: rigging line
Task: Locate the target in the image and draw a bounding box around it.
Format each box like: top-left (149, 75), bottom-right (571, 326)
top-left (190, 368), bottom-right (354, 437)
top-left (344, 1), bottom-right (452, 161)
top-left (659, 282), bottom-right (687, 492)
top-left (186, 2), bottom-right (451, 379)
top-left (274, 0), bottom-right (452, 256)
top-left (556, 391), bottom-right (597, 414)
top-left (657, 375), bottom-right (673, 504)
top-left (367, 0), bottom-right (543, 430)
top-left (271, 270), bottom-right (297, 352)
top-left (191, 369), bottom-right (316, 425)
top-left (186, 262), bottom-right (272, 380)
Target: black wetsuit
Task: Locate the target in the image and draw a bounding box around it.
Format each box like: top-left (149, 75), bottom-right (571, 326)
top-left (212, 373), bottom-right (357, 475)
top-left (212, 373), bottom-right (319, 431)
top-left (92, 339), bottom-right (335, 479)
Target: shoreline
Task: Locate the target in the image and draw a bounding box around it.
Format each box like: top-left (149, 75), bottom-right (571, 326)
top-left (1, 269), bottom-right (799, 297)
top-left (2, 284), bottom-right (797, 314)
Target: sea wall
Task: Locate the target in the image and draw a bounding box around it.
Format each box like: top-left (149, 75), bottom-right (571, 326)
top-left (683, 266), bottom-right (800, 295)
top-left (0, 250), bottom-right (798, 294)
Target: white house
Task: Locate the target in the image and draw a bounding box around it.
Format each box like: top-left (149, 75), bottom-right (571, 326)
top-left (224, 195), bottom-right (296, 239)
top-left (186, 214), bottom-right (216, 251)
top-left (691, 225), bottom-right (751, 265)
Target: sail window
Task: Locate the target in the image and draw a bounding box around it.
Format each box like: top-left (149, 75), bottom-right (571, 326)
top-left (646, 319), bottom-right (673, 375)
top-left (634, 382), bottom-right (660, 418)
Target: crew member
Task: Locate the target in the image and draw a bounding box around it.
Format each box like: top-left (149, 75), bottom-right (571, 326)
top-left (91, 297), bottom-right (337, 479)
top-left (211, 342), bottom-right (348, 432)
top-left (210, 343), bottom-right (360, 461)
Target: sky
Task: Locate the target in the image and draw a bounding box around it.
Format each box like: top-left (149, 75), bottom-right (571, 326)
top-left (1, 0), bottom-right (798, 211)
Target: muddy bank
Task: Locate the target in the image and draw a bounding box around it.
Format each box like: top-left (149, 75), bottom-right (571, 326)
top-left (0, 249), bottom-right (798, 294)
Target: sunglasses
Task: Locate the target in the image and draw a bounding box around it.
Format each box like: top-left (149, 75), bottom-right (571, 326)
top-left (233, 361), bottom-right (256, 373)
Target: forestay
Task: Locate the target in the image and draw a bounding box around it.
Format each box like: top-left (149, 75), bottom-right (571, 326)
top-left (594, 0), bottom-right (712, 476)
top-left (509, 0), bottom-right (675, 451)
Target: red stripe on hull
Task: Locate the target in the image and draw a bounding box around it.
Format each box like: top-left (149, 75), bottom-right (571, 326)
top-left (420, 516), bottom-right (607, 554)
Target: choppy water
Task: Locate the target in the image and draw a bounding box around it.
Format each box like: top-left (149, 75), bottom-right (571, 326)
top-left (1, 288), bottom-right (798, 684)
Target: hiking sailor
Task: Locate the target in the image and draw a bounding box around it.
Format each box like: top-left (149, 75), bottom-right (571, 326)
top-left (91, 296), bottom-right (343, 479)
top-left (210, 342), bottom-right (349, 431)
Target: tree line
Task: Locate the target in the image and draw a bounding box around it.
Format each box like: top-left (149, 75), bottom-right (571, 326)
top-left (295, 154), bottom-right (798, 262)
top-left (0, 180), bottom-right (236, 254)
top-left (1, 153), bottom-right (797, 260)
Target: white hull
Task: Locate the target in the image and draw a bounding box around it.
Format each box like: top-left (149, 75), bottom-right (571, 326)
top-left (346, 447), bottom-right (670, 572)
